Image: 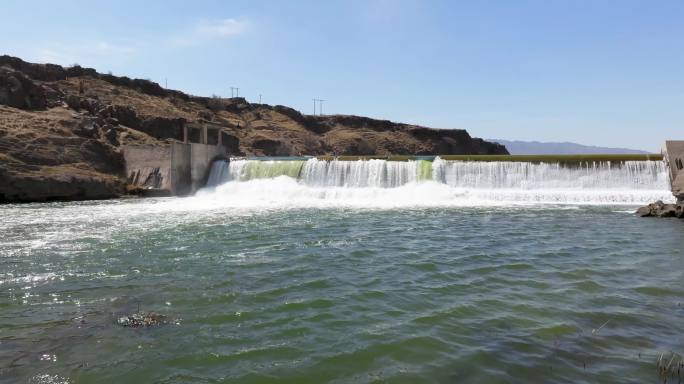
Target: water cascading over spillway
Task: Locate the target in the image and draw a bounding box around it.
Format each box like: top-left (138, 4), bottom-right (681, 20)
top-left (431, 158), bottom-right (667, 190)
top-left (207, 159), bottom-right (435, 187)
top-left (204, 158), bottom-right (672, 205)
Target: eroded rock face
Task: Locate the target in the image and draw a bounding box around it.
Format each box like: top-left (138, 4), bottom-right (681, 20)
top-left (273, 105), bottom-right (306, 123)
top-left (139, 117), bottom-right (185, 141)
top-left (251, 137), bottom-right (290, 156)
top-left (636, 200), bottom-right (684, 218)
top-left (324, 115), bottom-right (398, 131)
top-left (0, 67), bottom-right (48, 110)
top-left (0, 106), bottom-right (126, 203)
top-left (0, 171), bottom-right (125, 203)
top-left (0, 55), bottom-right (68, 82)
top-left (221, 132), bottom-right (240, 155)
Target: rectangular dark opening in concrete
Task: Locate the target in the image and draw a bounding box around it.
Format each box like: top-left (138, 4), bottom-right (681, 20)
top-left (188, 127), bottom-right (202, 143)
top-left (206, 128), bottom-right (219, 145)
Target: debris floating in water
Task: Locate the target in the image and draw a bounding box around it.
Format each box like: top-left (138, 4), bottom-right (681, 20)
top-left (117, 312), bottom-right (166, 327)
top-left (591, 319), bottom-right (610, 335)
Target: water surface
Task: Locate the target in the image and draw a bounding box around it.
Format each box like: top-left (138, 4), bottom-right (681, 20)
top-left (1, 194), bottom-right (683, 383)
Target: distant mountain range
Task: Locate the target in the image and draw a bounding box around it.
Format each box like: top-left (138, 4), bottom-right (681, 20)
top-left (489, 139), bottom-right (650, 155)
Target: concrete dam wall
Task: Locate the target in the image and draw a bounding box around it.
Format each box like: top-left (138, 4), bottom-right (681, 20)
top-left (663, 141), bottom-right (684, 202)
top-left (123, 140), bottom-right (684, 201)
top-left (124, 142), bottom-right (226, 196)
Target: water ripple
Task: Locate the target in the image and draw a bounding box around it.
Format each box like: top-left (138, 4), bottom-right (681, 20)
top-left (1, 202), bottom-right (683, 383)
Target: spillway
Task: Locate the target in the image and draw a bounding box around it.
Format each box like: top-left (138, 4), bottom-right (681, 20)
top-left (203, 158), bottom-right (672, 205)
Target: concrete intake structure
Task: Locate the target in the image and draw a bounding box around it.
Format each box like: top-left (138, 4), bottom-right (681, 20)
top-left (663, 141), bottom-right (684, 202)
top-left (124, 123), bottom-right (228, 196)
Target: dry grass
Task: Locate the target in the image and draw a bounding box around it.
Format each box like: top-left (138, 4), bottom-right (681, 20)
top-left (57, 77), bottom-right (200, 120)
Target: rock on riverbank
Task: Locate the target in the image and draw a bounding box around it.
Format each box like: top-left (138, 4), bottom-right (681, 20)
top-left (636, 200), bottom-right (684, 218)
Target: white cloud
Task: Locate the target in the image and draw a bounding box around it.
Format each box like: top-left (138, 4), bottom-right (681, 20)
top-left (35, 48), bottom-right (77, 65)
top-left (27, 18), bottom-right (249, 64)
top-left (171, 17), bottom-right (249, 46)
top-left (93, 41), bottom-right (136, 56)
top-left (195, 18), bottom-right (248, 38)
top-left (30, 41), bottom-right (137, 66)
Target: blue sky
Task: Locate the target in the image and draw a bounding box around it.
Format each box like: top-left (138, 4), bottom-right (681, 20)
top-left (2, 0), bottom-right (683, 150)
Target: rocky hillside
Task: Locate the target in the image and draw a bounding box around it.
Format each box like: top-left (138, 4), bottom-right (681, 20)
top-left (0, 55), bottom-right (507, 203)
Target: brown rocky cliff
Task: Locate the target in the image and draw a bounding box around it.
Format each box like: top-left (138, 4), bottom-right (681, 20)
top-left (0, 55), bottom-right (508, 203)
top-left (0, 105), bottom-right (126, 202)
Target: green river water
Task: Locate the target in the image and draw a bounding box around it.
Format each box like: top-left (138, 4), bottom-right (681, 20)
top-left (1, 197), bottom-right (683, 383)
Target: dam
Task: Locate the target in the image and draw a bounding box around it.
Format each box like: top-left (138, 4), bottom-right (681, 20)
top-left (121, 140), bottom-right (684, 204)
top-left (201, 155), bottom-right (672, 205)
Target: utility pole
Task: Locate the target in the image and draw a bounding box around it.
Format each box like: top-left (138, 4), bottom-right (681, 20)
top-left (259, 94), bottom-right (262, 104)
top-left (235, 87), bottom-right (239, 97)
top-left (313, 98), bottom-right (325, 116)
top-left (313, 99), bottom-right (325, 116)
top-left (230, 86), bottom-right (239, 98)
top-left (318, 99), bottom-right (325, 116)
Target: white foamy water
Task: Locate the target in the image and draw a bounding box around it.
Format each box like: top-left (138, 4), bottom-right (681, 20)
top-left (300, 158), bottom-right (424, 187)
top-left (199, 158), bottom-right (674, 207)
top-left (432, 158), bottom-right (668, 190)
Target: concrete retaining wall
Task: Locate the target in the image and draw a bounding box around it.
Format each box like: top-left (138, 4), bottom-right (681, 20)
top-left (663, 141), bottom-right (684, 201)
top-left (124, 142), bottom-right (226, 196)
top-left (123, 145), bottom-right (173, 190)
top-left (170, 142), bottom-right (192, 195)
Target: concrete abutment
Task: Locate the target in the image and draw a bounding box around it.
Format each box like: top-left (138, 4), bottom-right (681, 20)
top-left (663, 141), bottom-right (684, 202)
top-left (124, 142), bottom-right (226, 196)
